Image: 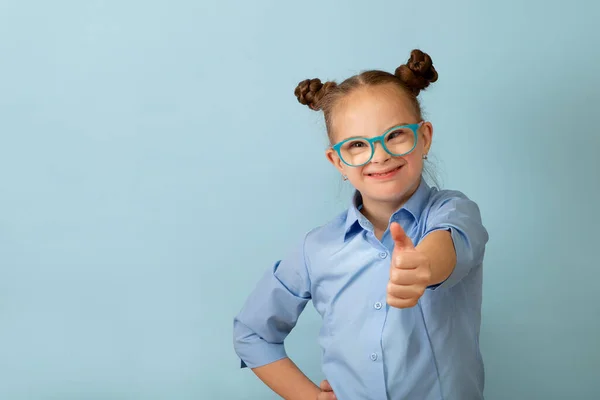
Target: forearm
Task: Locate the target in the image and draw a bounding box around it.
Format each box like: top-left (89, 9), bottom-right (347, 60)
top-left (417, 229), bottom-right (456, 286)
top-left (252, 357), bottom-right (321, 400)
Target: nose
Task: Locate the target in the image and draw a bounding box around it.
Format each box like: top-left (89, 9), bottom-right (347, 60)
top-left (371, 141), bottom-right (391, 163)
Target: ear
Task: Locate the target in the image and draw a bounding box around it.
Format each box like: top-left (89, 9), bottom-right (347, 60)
top-left (419, 122), bottom-right (434, 155)
top-left (325, 147), bottom-right (346, 175)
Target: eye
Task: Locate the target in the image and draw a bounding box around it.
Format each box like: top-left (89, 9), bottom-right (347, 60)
top-left (341, 139), bottom-right (370, 154)
top-left (343, 140), bottom-right (368, 149)
top-left (349, 141), bottom-right (366, 148)
top-left (387, 128), bottom-right (412, 142)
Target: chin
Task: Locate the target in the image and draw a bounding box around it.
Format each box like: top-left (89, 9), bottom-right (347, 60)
top-left (358, 174), bottom-right (420, 204)
top-left (360, 184), bottom-right (408, 203)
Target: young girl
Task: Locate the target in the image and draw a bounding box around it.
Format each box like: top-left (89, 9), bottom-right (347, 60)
top-left (233, 49), bottom-right (489, 400)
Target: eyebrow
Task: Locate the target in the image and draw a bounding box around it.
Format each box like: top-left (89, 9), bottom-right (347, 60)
top-left (345, 122), bottom-right (411, 139)
top-left (385, 122), bottom-right (411, 130)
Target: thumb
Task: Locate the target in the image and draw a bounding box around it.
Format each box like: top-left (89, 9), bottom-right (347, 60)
top-left (390, 222), bottom-right (415, 250)
top-left (320, 380), bottom-right (333, 392)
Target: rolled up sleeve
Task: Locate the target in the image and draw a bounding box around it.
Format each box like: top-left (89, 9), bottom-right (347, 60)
top-left (232, 236), bottom-right (312, 369)
top-left (424, 192), bottom-right (489, 290)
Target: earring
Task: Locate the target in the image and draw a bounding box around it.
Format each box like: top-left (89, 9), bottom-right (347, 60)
top-left (342, 175), bottom-right (348, 181)
top-left (422, 154), bottom-right (428, 160)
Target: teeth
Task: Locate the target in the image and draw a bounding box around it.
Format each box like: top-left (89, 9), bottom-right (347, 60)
top-left (369, 166), bottom-right (400, 176)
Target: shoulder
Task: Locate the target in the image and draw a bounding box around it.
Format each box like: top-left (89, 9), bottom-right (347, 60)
top-left (425, 187), bottom-right (483, 218)
top-left (427, 186), bottom-right (472, 205)
top-left (275, 209), bottom-right (348, 270)
top-left (427, 187), bottom-right (479, 211)
top-left (304, 209), bottom-right (347, 246)
top-left (421, 186), bottom-right (488, 244)
top-left (299, 209), bottom-right (348, 264)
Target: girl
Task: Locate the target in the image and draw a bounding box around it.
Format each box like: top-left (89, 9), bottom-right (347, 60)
top-left (233, 49), bottom-right (489, 400)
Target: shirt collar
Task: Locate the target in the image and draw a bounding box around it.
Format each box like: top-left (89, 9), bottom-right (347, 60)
top-left (399, 177), bottom-right (430, 222)
top-left (343, 191), bottom-right (371, 235)
top-left (343, 177), bottom-right (431, 241)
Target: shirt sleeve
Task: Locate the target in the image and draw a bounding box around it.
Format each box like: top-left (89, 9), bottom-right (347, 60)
top-left (423, 191), bottom-right (489, 290)
top-left (232, 234), bottom-right (312, 369)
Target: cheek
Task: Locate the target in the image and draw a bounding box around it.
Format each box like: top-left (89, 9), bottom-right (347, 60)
top-left (403, 152), bottom-right (423, 168)
top-left (346, 166), bottom-right (364, 178)
top-left (399, 154), bottom-right (424, 178)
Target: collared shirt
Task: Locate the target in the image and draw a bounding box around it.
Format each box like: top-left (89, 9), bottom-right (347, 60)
top-left (233, 178), bottom-right (489, 400)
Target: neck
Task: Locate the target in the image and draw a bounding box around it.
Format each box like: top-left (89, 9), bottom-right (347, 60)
top-left (360, 201), bottom-right (400, 238)
top-left (359, 178), bottom-right (421, 239)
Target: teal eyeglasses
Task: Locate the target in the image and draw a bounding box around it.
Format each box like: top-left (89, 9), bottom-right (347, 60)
top-left (331, 121), bottom-right (424, 167)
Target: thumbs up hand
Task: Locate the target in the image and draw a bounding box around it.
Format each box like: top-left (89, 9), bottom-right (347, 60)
top-left (387, 222), bottom-right (432, 309)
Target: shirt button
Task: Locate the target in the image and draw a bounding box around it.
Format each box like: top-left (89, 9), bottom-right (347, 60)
top-left (370, 353), bottom-right (378, 361)
top-left (379, 252), bottom-right (387, 259)
top-left (374, 302), bottom-right (382, 310)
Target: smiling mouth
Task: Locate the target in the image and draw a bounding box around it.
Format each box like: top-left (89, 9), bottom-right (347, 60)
top-left (366, 165), bottom-right (403, 177)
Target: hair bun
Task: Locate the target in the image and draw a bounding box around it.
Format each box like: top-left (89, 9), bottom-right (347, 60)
top-left (294, 78), bottom-right (337, 111)
top-left (394, 49), bottom-right (438, 95)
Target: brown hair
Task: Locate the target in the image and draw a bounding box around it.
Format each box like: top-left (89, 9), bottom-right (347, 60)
top-left (294, 49), bottom-right (438, 141)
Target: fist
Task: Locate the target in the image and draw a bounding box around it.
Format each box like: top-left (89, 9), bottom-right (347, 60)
top-left (317, 380), bottom-right (336, 400)
top-left (387, 222), bottom-right (432, 309)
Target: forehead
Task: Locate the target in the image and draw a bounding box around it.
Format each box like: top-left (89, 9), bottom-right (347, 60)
top-left (330, 84), bottom-right (415, 141)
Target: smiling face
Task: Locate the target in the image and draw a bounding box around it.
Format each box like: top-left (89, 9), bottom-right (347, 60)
top-left (326, 83), bottom-right (433, 208)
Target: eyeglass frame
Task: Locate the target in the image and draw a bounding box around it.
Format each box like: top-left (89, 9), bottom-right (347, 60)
top-left (331, 121), bottom-right (425, 167)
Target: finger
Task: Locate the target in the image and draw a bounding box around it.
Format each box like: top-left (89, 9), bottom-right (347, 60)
top-left (392, 251), bottom-right (420, 270)
top-left (390, 222), bottom-right (415, 250)
top-left (317, 392), bottom-right (337, 400)
top-left (319, 380), bottom-right (333, 391)
top-left (390, 264), bottom-right (431, 284)
top-left (390, 268), bottom-right (420, 285)
top-left (387, 295), bottom-right (420, 309)
top-left (387, 282), bottom-right (425, 299)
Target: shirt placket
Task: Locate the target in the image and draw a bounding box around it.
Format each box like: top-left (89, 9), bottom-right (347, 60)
top-left (359, 216), bottom-right (393, 400)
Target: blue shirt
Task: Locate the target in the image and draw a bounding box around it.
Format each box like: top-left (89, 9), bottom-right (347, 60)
top-left (233, 178), bottom-right (489, 400)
